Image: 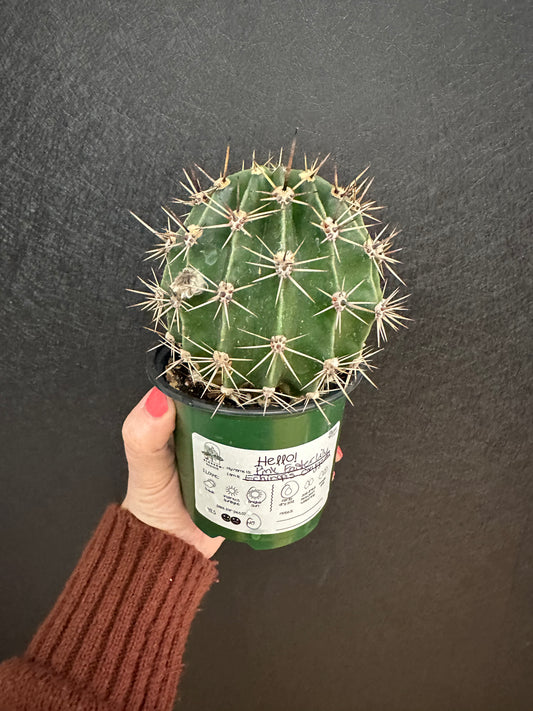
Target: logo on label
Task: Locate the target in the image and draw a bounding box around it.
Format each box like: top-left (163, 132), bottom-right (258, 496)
top-left (202, 442), bottom-right (223, 465)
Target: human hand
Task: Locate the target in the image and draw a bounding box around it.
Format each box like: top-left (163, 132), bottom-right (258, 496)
top-left (121, 387), bottom-right (224, 558)
top-left (121, 387), bottom-right (344, 557)
top-left (333, 444), bottom-right (343, 479)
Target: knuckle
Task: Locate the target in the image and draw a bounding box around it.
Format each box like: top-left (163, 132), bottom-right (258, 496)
top-left (122, 416), bottom-right (171, 458)
top-left (121, 416), bottom-right (145, 453)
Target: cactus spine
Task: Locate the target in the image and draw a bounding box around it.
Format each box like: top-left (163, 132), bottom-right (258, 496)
top-left (131, 147), bottom-right (408, 419)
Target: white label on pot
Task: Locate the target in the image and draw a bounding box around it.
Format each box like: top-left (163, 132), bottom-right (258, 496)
top-left (192, 421), bottom-right (339, 536)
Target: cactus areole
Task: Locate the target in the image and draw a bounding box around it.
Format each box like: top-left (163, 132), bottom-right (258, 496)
top-left (134, 148), bottom-right (408, 548)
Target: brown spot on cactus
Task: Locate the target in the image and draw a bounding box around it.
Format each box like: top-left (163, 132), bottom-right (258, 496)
top-left (170, 267), bottom-right (207, 299)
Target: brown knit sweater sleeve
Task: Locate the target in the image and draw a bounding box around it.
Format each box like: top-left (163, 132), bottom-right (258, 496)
top-left (0, 504), bottom-right (219, 711)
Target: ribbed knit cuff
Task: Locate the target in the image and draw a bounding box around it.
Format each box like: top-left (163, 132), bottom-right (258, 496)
top-left (22, 504), bottom-right (218, 711)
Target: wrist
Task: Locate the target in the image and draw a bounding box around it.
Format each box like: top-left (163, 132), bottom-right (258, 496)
top-left (120, 498), bottom-right (222, 559)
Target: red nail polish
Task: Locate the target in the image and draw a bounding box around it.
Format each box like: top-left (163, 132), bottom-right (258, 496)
top-left (145, 387), bottom-right (168, 417)
top-left (336, 446), bottom-right (343, 460)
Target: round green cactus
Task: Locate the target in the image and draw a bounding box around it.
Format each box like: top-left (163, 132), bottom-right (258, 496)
top-left (130, 147), bottom-right (408, 418)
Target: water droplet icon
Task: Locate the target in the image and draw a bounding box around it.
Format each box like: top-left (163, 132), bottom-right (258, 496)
top-left (281, 481), bottom-right (299, 499)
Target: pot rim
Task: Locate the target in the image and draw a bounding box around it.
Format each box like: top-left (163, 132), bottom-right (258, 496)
top-left (146, 344), bottom-right (360, 418)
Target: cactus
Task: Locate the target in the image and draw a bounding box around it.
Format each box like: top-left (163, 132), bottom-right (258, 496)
top-left (130, 145), bottom-right (409, 420)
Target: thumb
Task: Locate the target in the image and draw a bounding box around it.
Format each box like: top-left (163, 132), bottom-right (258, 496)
top-left (122, 387), bottom-right (177, 490)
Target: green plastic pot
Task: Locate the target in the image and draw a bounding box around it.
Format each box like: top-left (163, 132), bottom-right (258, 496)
top-left (147, 345), bottom-right (358, 549)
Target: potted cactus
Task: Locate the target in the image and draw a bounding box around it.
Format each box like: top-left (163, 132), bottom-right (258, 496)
top-left (131, 144), bottom-right (408, 549)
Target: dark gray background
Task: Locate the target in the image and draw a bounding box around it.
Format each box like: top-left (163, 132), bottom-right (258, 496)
top-left (1, 1), bottom-right (531, 709)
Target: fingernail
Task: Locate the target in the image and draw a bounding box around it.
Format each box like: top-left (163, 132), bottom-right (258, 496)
top-left (336, 446), bottom-right (343, 460)
top-left (145, 387), bottom-right (168, 417)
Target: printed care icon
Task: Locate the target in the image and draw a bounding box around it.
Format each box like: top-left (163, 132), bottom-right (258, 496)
top-left (281, 481), bottom-right (299, 499)
top-left (246, 513), bottom-right (262, 530)
top-left (246, 486), bottom-right (267, 504)
top-left (204, 479), bottom-right (216, 493)
top-left (225, 485), bottom-right (240, 498)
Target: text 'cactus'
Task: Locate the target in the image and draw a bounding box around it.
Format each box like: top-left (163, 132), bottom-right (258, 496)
top-left (130, 146), bottom-right (409, 419)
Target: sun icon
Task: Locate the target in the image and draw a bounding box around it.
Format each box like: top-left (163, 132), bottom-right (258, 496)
top-left (226, 485), bottom-right (239, 497)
